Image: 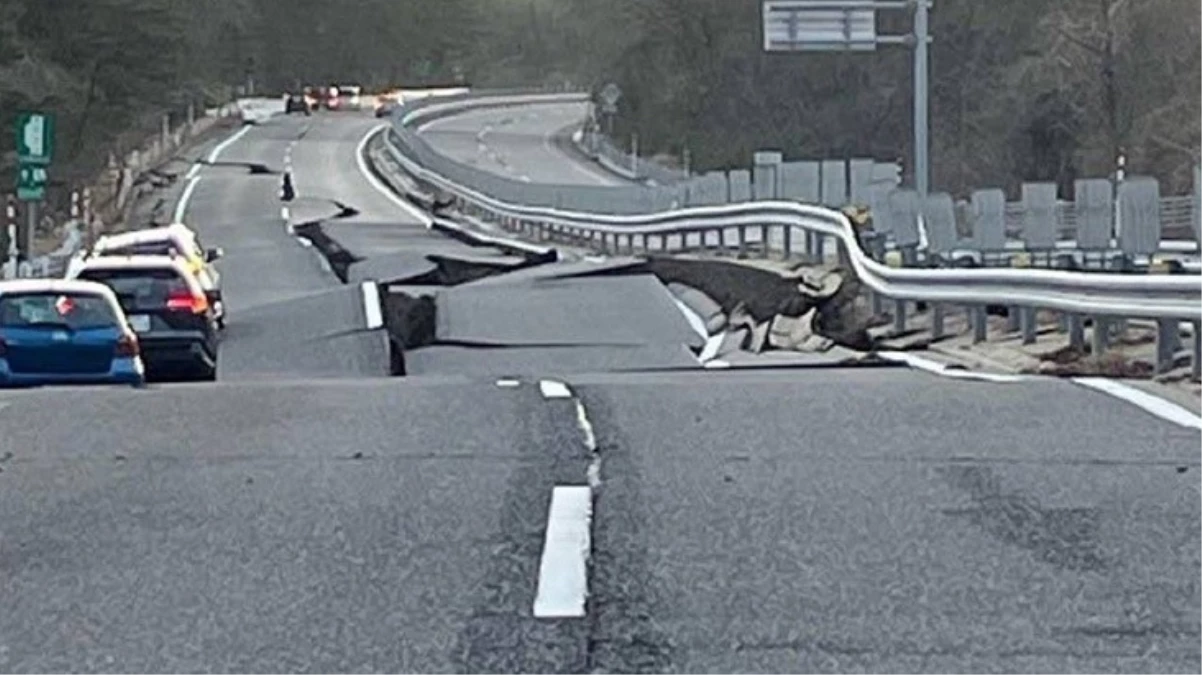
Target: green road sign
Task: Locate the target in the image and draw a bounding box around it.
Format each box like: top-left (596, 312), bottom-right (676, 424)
top-left (15, 112), bottom-right (55, 166)
top-left (16, 165), bottom-right (48, 201)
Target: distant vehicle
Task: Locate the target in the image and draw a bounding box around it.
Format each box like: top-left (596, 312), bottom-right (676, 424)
top-left (67, 255), bottom-right (220, 382)
top-left (284, 93), bottom-right (312, 115)
top-left (303, 86), bottom-right (323, 110)
top-left (0, 279), bottom-right (144, 387)
top-left (374, 97), bottom-right (396, 118)
top-left (325, 85), bottom-right (362, 111)
top-left (69, 223), bottom-right (226, 329)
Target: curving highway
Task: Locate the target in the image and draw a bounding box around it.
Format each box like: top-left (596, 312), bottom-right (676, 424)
top-left (417, 102), bottom-right (621, 186)
top-left (0, 104), bottom-right (1198, 674)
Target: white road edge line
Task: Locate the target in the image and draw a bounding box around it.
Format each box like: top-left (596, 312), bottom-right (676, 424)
top-left (539, 379), bottom-right (573, 399)
top-left (532, 485), bottom-right (592, 619)
top-left (206, 125), bottom-right (252, 164)
top-left (1073, 377), bottom-right (1202, 430)
top-left (544, 126), bottom-right (616, 186)
top-left (172, 176), bottom-right (201, 223)
top-left (360, 281), bottom-right (384, 330)
top-left (355, 124), bottom-right (434, 226)
top-left (877, 351), bottom-right (1028, 383)
top-left (173, 125), bottom-right (255, 223)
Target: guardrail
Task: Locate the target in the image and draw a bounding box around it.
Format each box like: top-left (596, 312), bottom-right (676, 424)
top-left (396, 92), bottom-right (1199, 263)
top-left (379, 90), bottom-right (1202, 376)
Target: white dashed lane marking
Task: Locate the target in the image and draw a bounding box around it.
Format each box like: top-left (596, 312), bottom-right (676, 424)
top-left (538, 380), bottom-right (573, 399)
top-left (530, 380), bottom-right (603, 618)
top-left (532, 485), bottom-right (592, 619)
top-left (360, 282), bottom-right (383, 330)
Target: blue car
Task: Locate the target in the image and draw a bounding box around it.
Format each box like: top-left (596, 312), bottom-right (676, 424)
top-left (0, 279), bottom-right (145, 387)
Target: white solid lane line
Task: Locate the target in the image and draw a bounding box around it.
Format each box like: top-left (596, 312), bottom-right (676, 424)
top-left (355, 124), bottom-right (434, 225)
top-left (172, 176), bottom-right (201, 223)
top-left (360, 281), bottom-right (383, 330)
top-left (877, 351), bottom-right (1028, 383)
top-left (539, 379), bottom-right (573, 399)
top-left (205, 125), bottom-right (252, 164)
top-left (173, 125), bottom-right (255, 223)
top-left (532, 486), bottom-right (593, 619)
top-left (1073, 378), bottom-right (1202, 430)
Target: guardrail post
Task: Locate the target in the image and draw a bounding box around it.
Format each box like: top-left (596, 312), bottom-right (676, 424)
top-left (1067, 314), bottom-right (1085, 351)
top-left (972, 306), bottom-right (988, 343)
top-left (1155, 319), bottom-right (1181, 375)
top-left (931, 303), bottom-right (945, 340)
top-left (1193, 321), bottom-right (1201, 382)
top-left (1091, 317), bottom-right (1109, 357)
top-left (1020, 307), bottom-right (1037, 345)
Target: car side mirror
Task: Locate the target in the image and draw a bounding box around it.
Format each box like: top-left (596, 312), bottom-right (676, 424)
top-left (205, 247), bottom-right (224, 262)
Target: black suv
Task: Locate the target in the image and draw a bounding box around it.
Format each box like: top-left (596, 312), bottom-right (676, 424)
top-left (70, 256), bottom-right (220, 382)
top-left (285, 93), bottom-right (311, 115)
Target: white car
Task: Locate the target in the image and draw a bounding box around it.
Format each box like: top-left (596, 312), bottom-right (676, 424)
top-left (67, 223), bottom-right (226, 327)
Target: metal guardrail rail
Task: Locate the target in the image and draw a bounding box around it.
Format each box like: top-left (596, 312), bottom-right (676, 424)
top-left (380, 91), bottom-right (1202, 375)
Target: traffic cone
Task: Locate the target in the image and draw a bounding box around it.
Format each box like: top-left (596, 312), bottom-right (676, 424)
top-left (280, 171), bottom-right (295, 201)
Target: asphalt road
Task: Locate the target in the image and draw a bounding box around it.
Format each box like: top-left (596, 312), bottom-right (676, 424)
top-left (179, 118), bottom-right (388, 380)
top-left (417, 102), bottom-right (622, 186)
top-left (0, 107), bottom-right (1197, 674)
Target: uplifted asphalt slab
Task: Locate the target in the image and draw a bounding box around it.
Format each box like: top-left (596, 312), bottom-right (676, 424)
top-left (435, 273), bottom-right (703, 349)
top-left (219, 285), bottom-right (388, 380)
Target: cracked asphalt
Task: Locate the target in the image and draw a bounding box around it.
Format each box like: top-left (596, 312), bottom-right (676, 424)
top-left (0, 106), bottom-right (1197, 674)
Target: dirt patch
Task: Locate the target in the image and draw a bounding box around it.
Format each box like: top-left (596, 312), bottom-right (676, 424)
top-left (1027, 347), bottom-right (1155, 377)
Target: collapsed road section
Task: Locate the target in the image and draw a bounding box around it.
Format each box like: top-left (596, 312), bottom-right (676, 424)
top-left (375, 251), bottom-right (887, 377)
top-left (351, 125), bottom-right (892, 377)
top-left (293, 195), bottom-right (890, 377)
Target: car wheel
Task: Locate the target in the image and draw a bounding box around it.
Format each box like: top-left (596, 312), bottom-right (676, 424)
top-left (194, 364), bottom-right (217, 382)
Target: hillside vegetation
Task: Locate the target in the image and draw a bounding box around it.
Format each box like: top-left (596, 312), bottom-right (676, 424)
top-left (1, 0), bottom-right (1198, 197)
top-left (471, 0), bottom-right (1201, 195)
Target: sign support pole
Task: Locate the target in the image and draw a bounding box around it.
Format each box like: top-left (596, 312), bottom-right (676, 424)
top-left (762, 0), bottom-right (932, 196)
top-left (20, 201), bottom-right (35, 267)
top-left (913, 0), bottom-right (929, 197)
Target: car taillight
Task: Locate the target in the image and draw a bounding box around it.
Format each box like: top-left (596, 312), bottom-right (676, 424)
top-left (115, 332), bottom-right (140, 357)
top-left (166, 289), bottom-right (209, 314)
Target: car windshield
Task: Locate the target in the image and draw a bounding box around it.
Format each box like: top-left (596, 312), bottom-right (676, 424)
top-left (77, 268), bottom-right (189, 307)
top-left (0, 292), bottom-right (119, 330)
